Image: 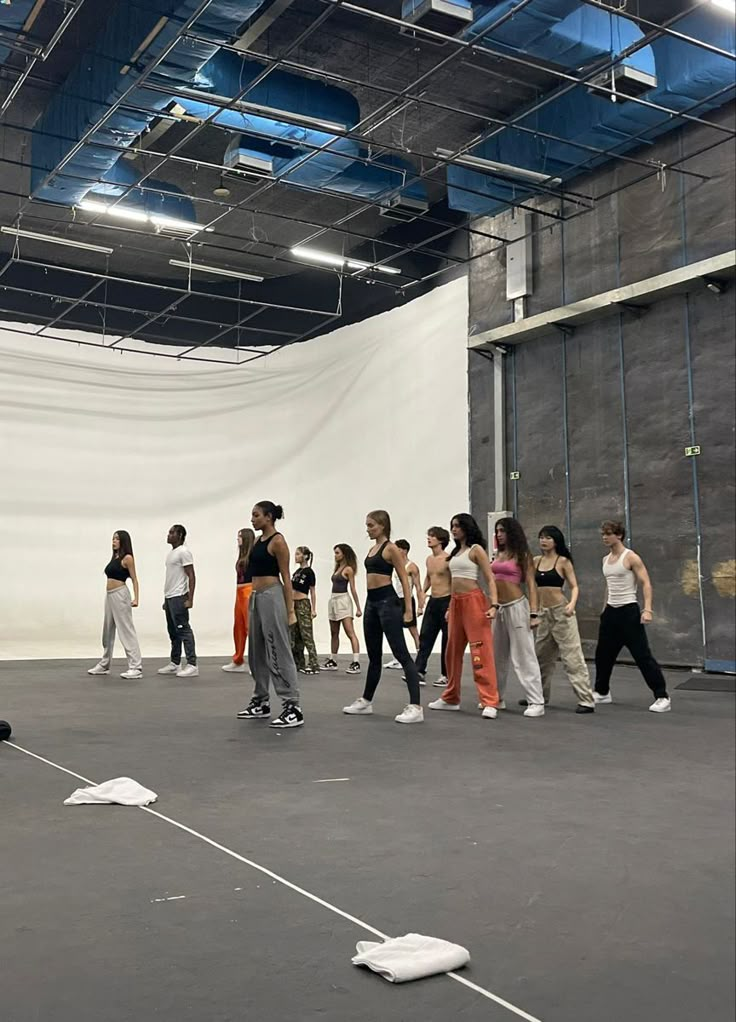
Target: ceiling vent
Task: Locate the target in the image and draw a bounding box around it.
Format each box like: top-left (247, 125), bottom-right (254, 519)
top-left (587, 64), bottom-right (657, 101)
top-left (401, 0), bottom-right (474, 37)
top-left (223, 144), bottom-right (274, 180)
top-left (379, 194), bottom-right (429, 222)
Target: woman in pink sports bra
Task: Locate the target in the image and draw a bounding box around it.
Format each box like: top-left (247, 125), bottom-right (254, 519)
top-left (491, 518), bottom-right (546, 716)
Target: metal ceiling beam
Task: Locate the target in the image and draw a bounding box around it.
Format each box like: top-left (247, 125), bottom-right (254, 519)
top-left (233, 0), bottom-right (300, 51)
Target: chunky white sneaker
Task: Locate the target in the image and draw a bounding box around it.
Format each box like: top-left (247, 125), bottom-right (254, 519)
top-left (593, 691), bottom-right (613, 704)
top-left (157, 663), bottom-right (180, 675)
top-left (385, 659), bottom-right (402, 670)
top-left (395, 705), bottom-right (424, 724)
top-left (428, 697), bottom-right (459, 711)
top-left (523, 704), bottom-right (545, 718)
top-left (432, 675), bottom-right (448, 687)
top-left (176, 664), bottom-right (199, 678)
top-left (87, 664), bottom-right (108, 676)
top-left (222, 662), bottom-right (247, 673)
top-left (481, 706), bottom-right (498, 720)
top-left (343, 697), bottom-right (372, 715)
top-left (120, 669), bottom-right (142, 680)
top-left (649, 697), bottom-right (672, 713)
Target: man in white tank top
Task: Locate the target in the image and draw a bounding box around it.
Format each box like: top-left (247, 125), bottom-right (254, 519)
top-left (593, 520), bottom-right (671, 712)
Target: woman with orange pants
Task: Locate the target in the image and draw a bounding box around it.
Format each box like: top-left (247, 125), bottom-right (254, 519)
top-left (222, 527), bottom-right (255, 673)
top-left (428, 513), bottom-right (500, 719)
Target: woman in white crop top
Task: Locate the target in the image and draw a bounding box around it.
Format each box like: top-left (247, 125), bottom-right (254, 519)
top-left (428, 513), bottom-right (501, 718)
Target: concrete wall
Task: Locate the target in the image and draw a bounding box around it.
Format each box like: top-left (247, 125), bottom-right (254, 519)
top-left (468, 105), bottom-right (736, 670)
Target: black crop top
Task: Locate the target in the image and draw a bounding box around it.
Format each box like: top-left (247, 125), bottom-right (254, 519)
top-left (236, 560), bottom-right (253, 586)
top-left (105, 556), bottom-right (130, 582)
top-left (364, 541), bottom-right (393, 577)
top-left (292, 566), bottom-right (316, 595)
top-left (250, 533), bottom-right (281, 578)
top-left (331, 571), bottom-right (349, 594)
top-left (535, 557), bottom-right (565, 588)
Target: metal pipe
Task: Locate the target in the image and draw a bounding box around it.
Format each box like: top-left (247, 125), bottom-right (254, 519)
top-left (491, 345), bottom-right (507, 513)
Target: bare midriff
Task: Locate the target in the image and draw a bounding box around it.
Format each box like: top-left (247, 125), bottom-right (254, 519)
top-left (427, 556), bottom-right (451, 598)
top-left (252, 576), bottom-right (280, 592)
top-left (106, 579), bottom-right (127, 592)
top-left (495, 580), bottom-right (524, 605)
top-left (451, 577), bottom-right (480, 595)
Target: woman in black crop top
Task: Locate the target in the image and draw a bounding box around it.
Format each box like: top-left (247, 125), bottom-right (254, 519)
top-left (87, 530), bottom-right (142, 680)
top-left (290, 546), bottom-right (319, 675)
top-left (323, 544), bottom-right (361, 674)
top-left (531, 526), bottom-right (594, 713)
top-left (342, 510), bottom-right (424, 725)
top-left (222, 527), bottom-right (254, 674)
top-left (237, 501), bottom-right (304, 728)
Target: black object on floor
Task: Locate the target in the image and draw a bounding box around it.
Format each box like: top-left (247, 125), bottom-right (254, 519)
top-left (0, 719), bottom-right (12, 741)
top-left (675, 674), bottom-right (735, 692)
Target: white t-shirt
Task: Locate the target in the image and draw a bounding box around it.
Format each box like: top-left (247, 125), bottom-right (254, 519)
top-left (165, 545), bottom-right (194, 598)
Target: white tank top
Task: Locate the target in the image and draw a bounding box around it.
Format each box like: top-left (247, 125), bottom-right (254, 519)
top-left (603, 549), bottom-right (638, 607)
top-left (449, 546), bottom-right (479, 581)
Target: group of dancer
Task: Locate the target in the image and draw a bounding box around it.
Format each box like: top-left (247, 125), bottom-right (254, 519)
top-left (88, 500), bottom-right (672, 729)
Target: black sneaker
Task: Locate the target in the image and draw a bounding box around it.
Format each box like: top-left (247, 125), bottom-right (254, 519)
top-left (269, 702), bottom-right (304, 728)
top-left (346, 661), bottom-right (361, 675)
top-left (237, 698), bottom-right (271, 720)
top-left (575, 704), bottom-right (595, 714)
top-left (301, 668), bottom-right (320, 675)
top-left (322, 659), bottom-right (338, 671)
top-left (519, 698), bottom-right (550, 707)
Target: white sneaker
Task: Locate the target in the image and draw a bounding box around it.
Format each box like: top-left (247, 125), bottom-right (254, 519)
top-left (221, 662), bottom-right (247, 673)
top-left (481, 706), bottom-right (498, 720)
top-left (385, 659), bottom-right (402, 670)
top-left (593, 691), bottom-right (613, 704)
top-left (432, 675), bottom-right (448, 687)
top-left (120, 669), bottom-right (142, 680)
top-left (157, 663), bottom-right (180, 675)
top-left (343, 698), bottom-right (372, 715)
top-left (497, 700), bottom-right (506, 710)
top-left (176, 664), bottom-right (199, 678)
top-left (428, 697), bottom-right (459, 711)
top-left (649, 697), bottom-right (672, 713)
top-left (87, 664), bottom-right (108, 676)
top-left (395, 705), bottom-right (424, 724)
top-left (523, 704), bottom-right (545, 717)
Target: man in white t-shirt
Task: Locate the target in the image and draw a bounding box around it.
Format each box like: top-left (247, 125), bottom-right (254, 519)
top-left (158, 524), bottom-right (198, 679)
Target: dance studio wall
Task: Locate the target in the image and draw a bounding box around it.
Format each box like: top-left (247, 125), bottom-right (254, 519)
top-left (467, 105), bottom-right (736, 670)
top-left (0, 276), bottom-right (469, 660)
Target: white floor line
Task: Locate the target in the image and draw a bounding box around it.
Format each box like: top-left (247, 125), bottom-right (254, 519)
top-left (6, 740), bottom-right (543, 1022)
top-left (313, 777), bottom-right (350, 783)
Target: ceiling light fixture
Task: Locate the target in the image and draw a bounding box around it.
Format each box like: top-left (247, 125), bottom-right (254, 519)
top-left (169, 259), bottom-right (264, 283)
top-left (170, 86), bottom-right (349, 134)
top-left (435, 147), bottom-right (562, 187)
top-left (290, 246), bottom-right (401, 276)
top-left (78, 200), bottom-right (203, 234)
top-left (1, 225), bottom-right (114, 254)
top-left (710, 0), bottom-right (735, 13)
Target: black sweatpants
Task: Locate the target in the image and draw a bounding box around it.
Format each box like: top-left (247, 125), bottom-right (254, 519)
top-left (165, 595), bottom-right (197, 666)
top-left (594, 603), bottom-right (667, 699)
top-left (363, 587), bottom-right (422, 705)
top-left (415, 594), bottom-right (450, 677)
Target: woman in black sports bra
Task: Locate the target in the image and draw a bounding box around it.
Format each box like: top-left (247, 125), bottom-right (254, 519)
top-left (87, 530), bottom-right (142, 680)
top-left (532, 525), bottom-right (594, 713)
top-left (342, 510), bottom-right (423, 725)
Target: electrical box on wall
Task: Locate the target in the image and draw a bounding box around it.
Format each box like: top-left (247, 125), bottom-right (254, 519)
top-left (506, 211), bottom-right (532, 302)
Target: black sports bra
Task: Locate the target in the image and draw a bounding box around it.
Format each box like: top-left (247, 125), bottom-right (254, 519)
top-left (535, 557), bottom-right (565, 589)
top-left (364, 541), bottom-right (393, 577)
top-left (250, 534), bottom-right (281, 578)
top-left (105, 556), bottom-right (130, 582)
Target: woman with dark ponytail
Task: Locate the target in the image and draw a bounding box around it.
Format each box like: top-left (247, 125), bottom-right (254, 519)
top-left (237, 501), bottom-right (304, 728)
top-left (291, 546), bottom-right (319, 675)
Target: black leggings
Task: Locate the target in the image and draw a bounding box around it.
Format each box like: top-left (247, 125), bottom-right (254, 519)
top-left (415, 594), bottom-right (450, 676)
top-left (594, 603), bottom-right (668, 699)
top-left (363, 587), bottom-right (422, 705)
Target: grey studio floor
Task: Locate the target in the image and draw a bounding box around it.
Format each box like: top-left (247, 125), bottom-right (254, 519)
top-left (1, 655), bottom-right (734, 1022)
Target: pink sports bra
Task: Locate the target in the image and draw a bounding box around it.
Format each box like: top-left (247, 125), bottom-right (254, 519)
top-left (491, 558), bottom-right (523, 584)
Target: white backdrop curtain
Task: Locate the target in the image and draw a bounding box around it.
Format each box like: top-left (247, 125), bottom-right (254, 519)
top-left (0, 276), bottom-right (469, 660)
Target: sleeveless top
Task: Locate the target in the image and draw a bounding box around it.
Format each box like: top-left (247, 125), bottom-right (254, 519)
top-left (331, 571), bottom-right (349, 594)
top-left (250, 533), bottom-right (281, 578)
top-left (364, 541), bottom-right (393, 577)
top-left (236, 560), bottom-right (253, 586)
top-left (535, 556), bottom-right (564, 589)
top-left (603, 549), bottom-right (638, 606)
top-left (105, 556), bottom-right (130, 582)
top-left (448, 546), bottom-right (479, 581)
top-left (491, 557), bottom-right (523, 583)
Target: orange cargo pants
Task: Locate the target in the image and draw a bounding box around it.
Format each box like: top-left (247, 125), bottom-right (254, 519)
top-left (233, 583), bottom-right (252, 665)
top-left (441, 588), bottom-right (499, 708)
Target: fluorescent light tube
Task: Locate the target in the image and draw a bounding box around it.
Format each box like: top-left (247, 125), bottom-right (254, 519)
top-left (171, 86), bottom-right (348, 134)
top-left (151, 215), bottom-right (201, 233)
top-left (79, 201), bottom-right (202, 234)
top-left (711, 0), bottom-right (735, 12)
top-left (169, 259), bottom-right (264, 283)
top-left (435, 148), bottom-right (562, 187)
top-left (291, 246), bottom-right (401, 275)
top-left (1, 225), bottom-right (114, 254)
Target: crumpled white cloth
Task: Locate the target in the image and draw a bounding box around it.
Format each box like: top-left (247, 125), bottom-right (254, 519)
top-left (64, 777), bottom-right (158, 807)
top-left (352, 933), bottom-right (470, 983)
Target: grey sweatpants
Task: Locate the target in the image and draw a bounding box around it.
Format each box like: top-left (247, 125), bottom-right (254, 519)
top-left (248, 584), bottom-right (300, 704)
top-left (493, 596), bottom-right (544, 706)
top-left (99, 586), bottom-right (142, 671)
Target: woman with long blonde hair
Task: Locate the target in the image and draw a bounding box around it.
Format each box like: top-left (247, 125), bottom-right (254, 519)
top-left (222, 526), bottom-right (255, 673)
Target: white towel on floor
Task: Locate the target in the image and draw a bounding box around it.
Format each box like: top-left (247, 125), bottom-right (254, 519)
top-left (64, 777), bottom-right (157, 806)
top-left (352, 933), bottom-right (470, 983)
